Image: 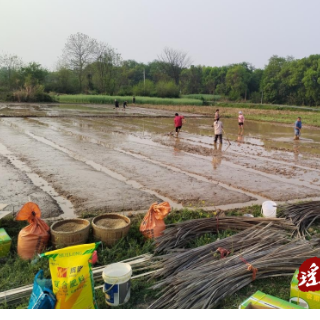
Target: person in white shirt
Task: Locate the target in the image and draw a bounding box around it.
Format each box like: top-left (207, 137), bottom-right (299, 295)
top-left (213, 118), bottom-right (223, 144)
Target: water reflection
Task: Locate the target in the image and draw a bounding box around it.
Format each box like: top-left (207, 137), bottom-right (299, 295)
top-left (237, 135), bottom-right (244, 146)
top-left (173, 137), bottom-right (182, 156)
top-left (212, 143), bottom-right (223, 170)
top-left (293, 141), bottom-right (300, 163)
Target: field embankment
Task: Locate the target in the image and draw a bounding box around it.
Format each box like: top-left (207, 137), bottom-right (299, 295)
top-left (52, 95), bottom-right (203, 106)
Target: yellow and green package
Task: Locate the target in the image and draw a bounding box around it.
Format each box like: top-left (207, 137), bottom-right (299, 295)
top-left (239, 290), bottom-right (304, 309)
top-left (0, 228), bottom-right (11, 258)
top-left (290, 269), bottom-right (320, 309)
top-left (41, 242), bottom-right (100, 309)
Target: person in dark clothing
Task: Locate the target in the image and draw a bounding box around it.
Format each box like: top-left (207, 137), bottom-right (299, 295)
top-left (114, 99), bottom-right (119, 109)
top-left (123, 101), bottom-right (127, 109)
top-left (294, 117), bottom-right (302, 140)
top-left (132, 96), bottom-right (136, 104)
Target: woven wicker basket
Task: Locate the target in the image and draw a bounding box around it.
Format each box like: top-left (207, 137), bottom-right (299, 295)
top-left (50, 218), bottom-right (90, 249)
top-left (92, 214), bottom-right (131, 247)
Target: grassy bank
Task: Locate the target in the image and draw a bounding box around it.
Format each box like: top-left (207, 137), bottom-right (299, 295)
top-left (0, 205), bottom-right (296, 309)
top-left (138, 104), bottom-right (320, 128)
top-left (52, 95), bottom-right (203, 106)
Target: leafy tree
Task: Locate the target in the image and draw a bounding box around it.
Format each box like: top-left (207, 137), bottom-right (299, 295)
top-left (20, 62), bottom-right (48, 86)
top-left (0, 53), bottom-right (23, 89)
top-left (156, 80), bottom-right (180, 98)
top-left (225, 64), bottom-right (251, 100)
top-left (45, 68), bottom-right (78, 94)
top-left (261, 55), bottom-right (287, 103)
top-left (180, 65), bottom-right (203, 94)
top-left (132, 79), bottom-right (155, 96)
top-left (302, 61), bottom-right (320, 106)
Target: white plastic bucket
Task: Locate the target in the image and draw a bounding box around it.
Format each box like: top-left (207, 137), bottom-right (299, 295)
top-left (102, 262), bottom-right (132, 306)
top-left (261, 201), bottom-right (277, 218)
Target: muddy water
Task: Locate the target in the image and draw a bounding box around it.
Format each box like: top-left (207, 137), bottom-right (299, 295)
top-left (0, 144), bottom-right (63, 218)
top-left (0, 122), bottom-right (160, 215)
top-left (2, 103), bottom-right (320, 218)
top-left (0, 142), bottom-right (75, 219)
top-left (2, 118), bottom-right (254, 208)
top-left (23, 116), bottom-right (320, 201)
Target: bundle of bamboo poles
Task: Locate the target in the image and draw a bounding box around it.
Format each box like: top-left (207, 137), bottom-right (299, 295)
top-left (148, 237), bottom-right (320, 309)
top-left (278, 201), bottom-right (320, 236)
top-left (0, 254), bottom-right (153, 307)
top-left (154, 216), bottom-right (296, 252)
top-left (149, 223), bottom-right (289, 280)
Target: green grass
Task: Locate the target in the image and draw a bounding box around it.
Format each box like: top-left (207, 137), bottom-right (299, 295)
top-left (181, 94), bottom-right (221, 101)
top-left (52, 95), bottom-right (203, 106)
top-left (216, 101), bottom-right (320, 112)
top-left (0, 207), bottom-right (297, 309)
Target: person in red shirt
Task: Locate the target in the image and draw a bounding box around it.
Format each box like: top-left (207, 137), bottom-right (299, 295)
top-left (174, 113), bottom-right (185, 137)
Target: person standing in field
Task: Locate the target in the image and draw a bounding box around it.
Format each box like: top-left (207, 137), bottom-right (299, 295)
top-left (123, 101), bottom-right (127, 109)
top-left (213, 117), bottom-right (223, 144)
top-left (174, 113), bottom-right (185, 137)
top-left (114, 99), bottom-right (119, 109)
top-left (294, 117), bottom-right (302, 140)
top-left (132, 96), bottom-right (136, 104)
top-left (238, 111), bottom-right (245, 135)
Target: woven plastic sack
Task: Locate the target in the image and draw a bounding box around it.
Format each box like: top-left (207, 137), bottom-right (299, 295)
top-left (16, 202), bottom-right (50, 260)
top-left (41, 242), bottom-right (100, 309)
top-left (28, 270), bottom-right (56, 309)
top-left (139, 202), bottom-right (171, 239)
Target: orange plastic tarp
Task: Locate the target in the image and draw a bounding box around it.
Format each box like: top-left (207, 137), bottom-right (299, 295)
top-left (139, 202), bottom-right (171, 239)
top-left (16, 202), bottom-right (50, 260)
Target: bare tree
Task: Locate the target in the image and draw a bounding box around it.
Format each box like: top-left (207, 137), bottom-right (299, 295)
top-left (95, 42), bottom-right (122, 94)
top-left (158, 47), bottom-right (192, 85)
top-left (61, 32), bottom-right (98, 92)
top-left (0, 53), bottom-right (23, 89)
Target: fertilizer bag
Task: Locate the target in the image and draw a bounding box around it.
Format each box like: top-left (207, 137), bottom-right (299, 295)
top-left (28, 270), bottom-right (56, 309)
top-left (16, 202), bottom-right (50, 260)
top-left (139, 202), bottom-right (171, 239)
top-left (41, 242), bottom-right (100, 309)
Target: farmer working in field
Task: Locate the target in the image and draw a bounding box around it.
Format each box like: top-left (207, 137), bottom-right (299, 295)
top-left (114, 99), bottom-right (119, 109)
top-left (294, 117), bottom-right (302, 140)
top-left (174, 113), bottom-right (185, 137)
top-left (213, 117), bottom-right (223, 144)
top-left (238, 111), bottom-right (245, 135)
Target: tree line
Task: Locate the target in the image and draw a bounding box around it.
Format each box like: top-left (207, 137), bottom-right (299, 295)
top-left (0, 32), bottom-right (320, 106)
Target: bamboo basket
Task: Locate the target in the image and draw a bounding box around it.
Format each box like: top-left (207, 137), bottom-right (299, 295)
top-left (50, 218), bottom-right (90, 249)
top-left (92, 214), bottom-right (131, 247)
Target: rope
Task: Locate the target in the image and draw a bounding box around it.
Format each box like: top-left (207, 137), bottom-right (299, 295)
top-left (216, 247), bottom-right (230, 259)
top-left (239, 256), bottom-right (258, 280)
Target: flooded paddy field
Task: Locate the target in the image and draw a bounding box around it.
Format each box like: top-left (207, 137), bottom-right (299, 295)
top-left (1, 102), bottom-right (320, 219)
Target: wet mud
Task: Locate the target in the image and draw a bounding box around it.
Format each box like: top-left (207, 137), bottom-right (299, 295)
top-left (0, 123), bottom-right (160, 216)
top-left (1, 103), bottom-right (320, 218)
top-left (0, 152), bottom-right (62, 218)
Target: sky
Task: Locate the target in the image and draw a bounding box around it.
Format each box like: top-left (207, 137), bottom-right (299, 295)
top-left (0, 0), bottom-right (319, 71)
